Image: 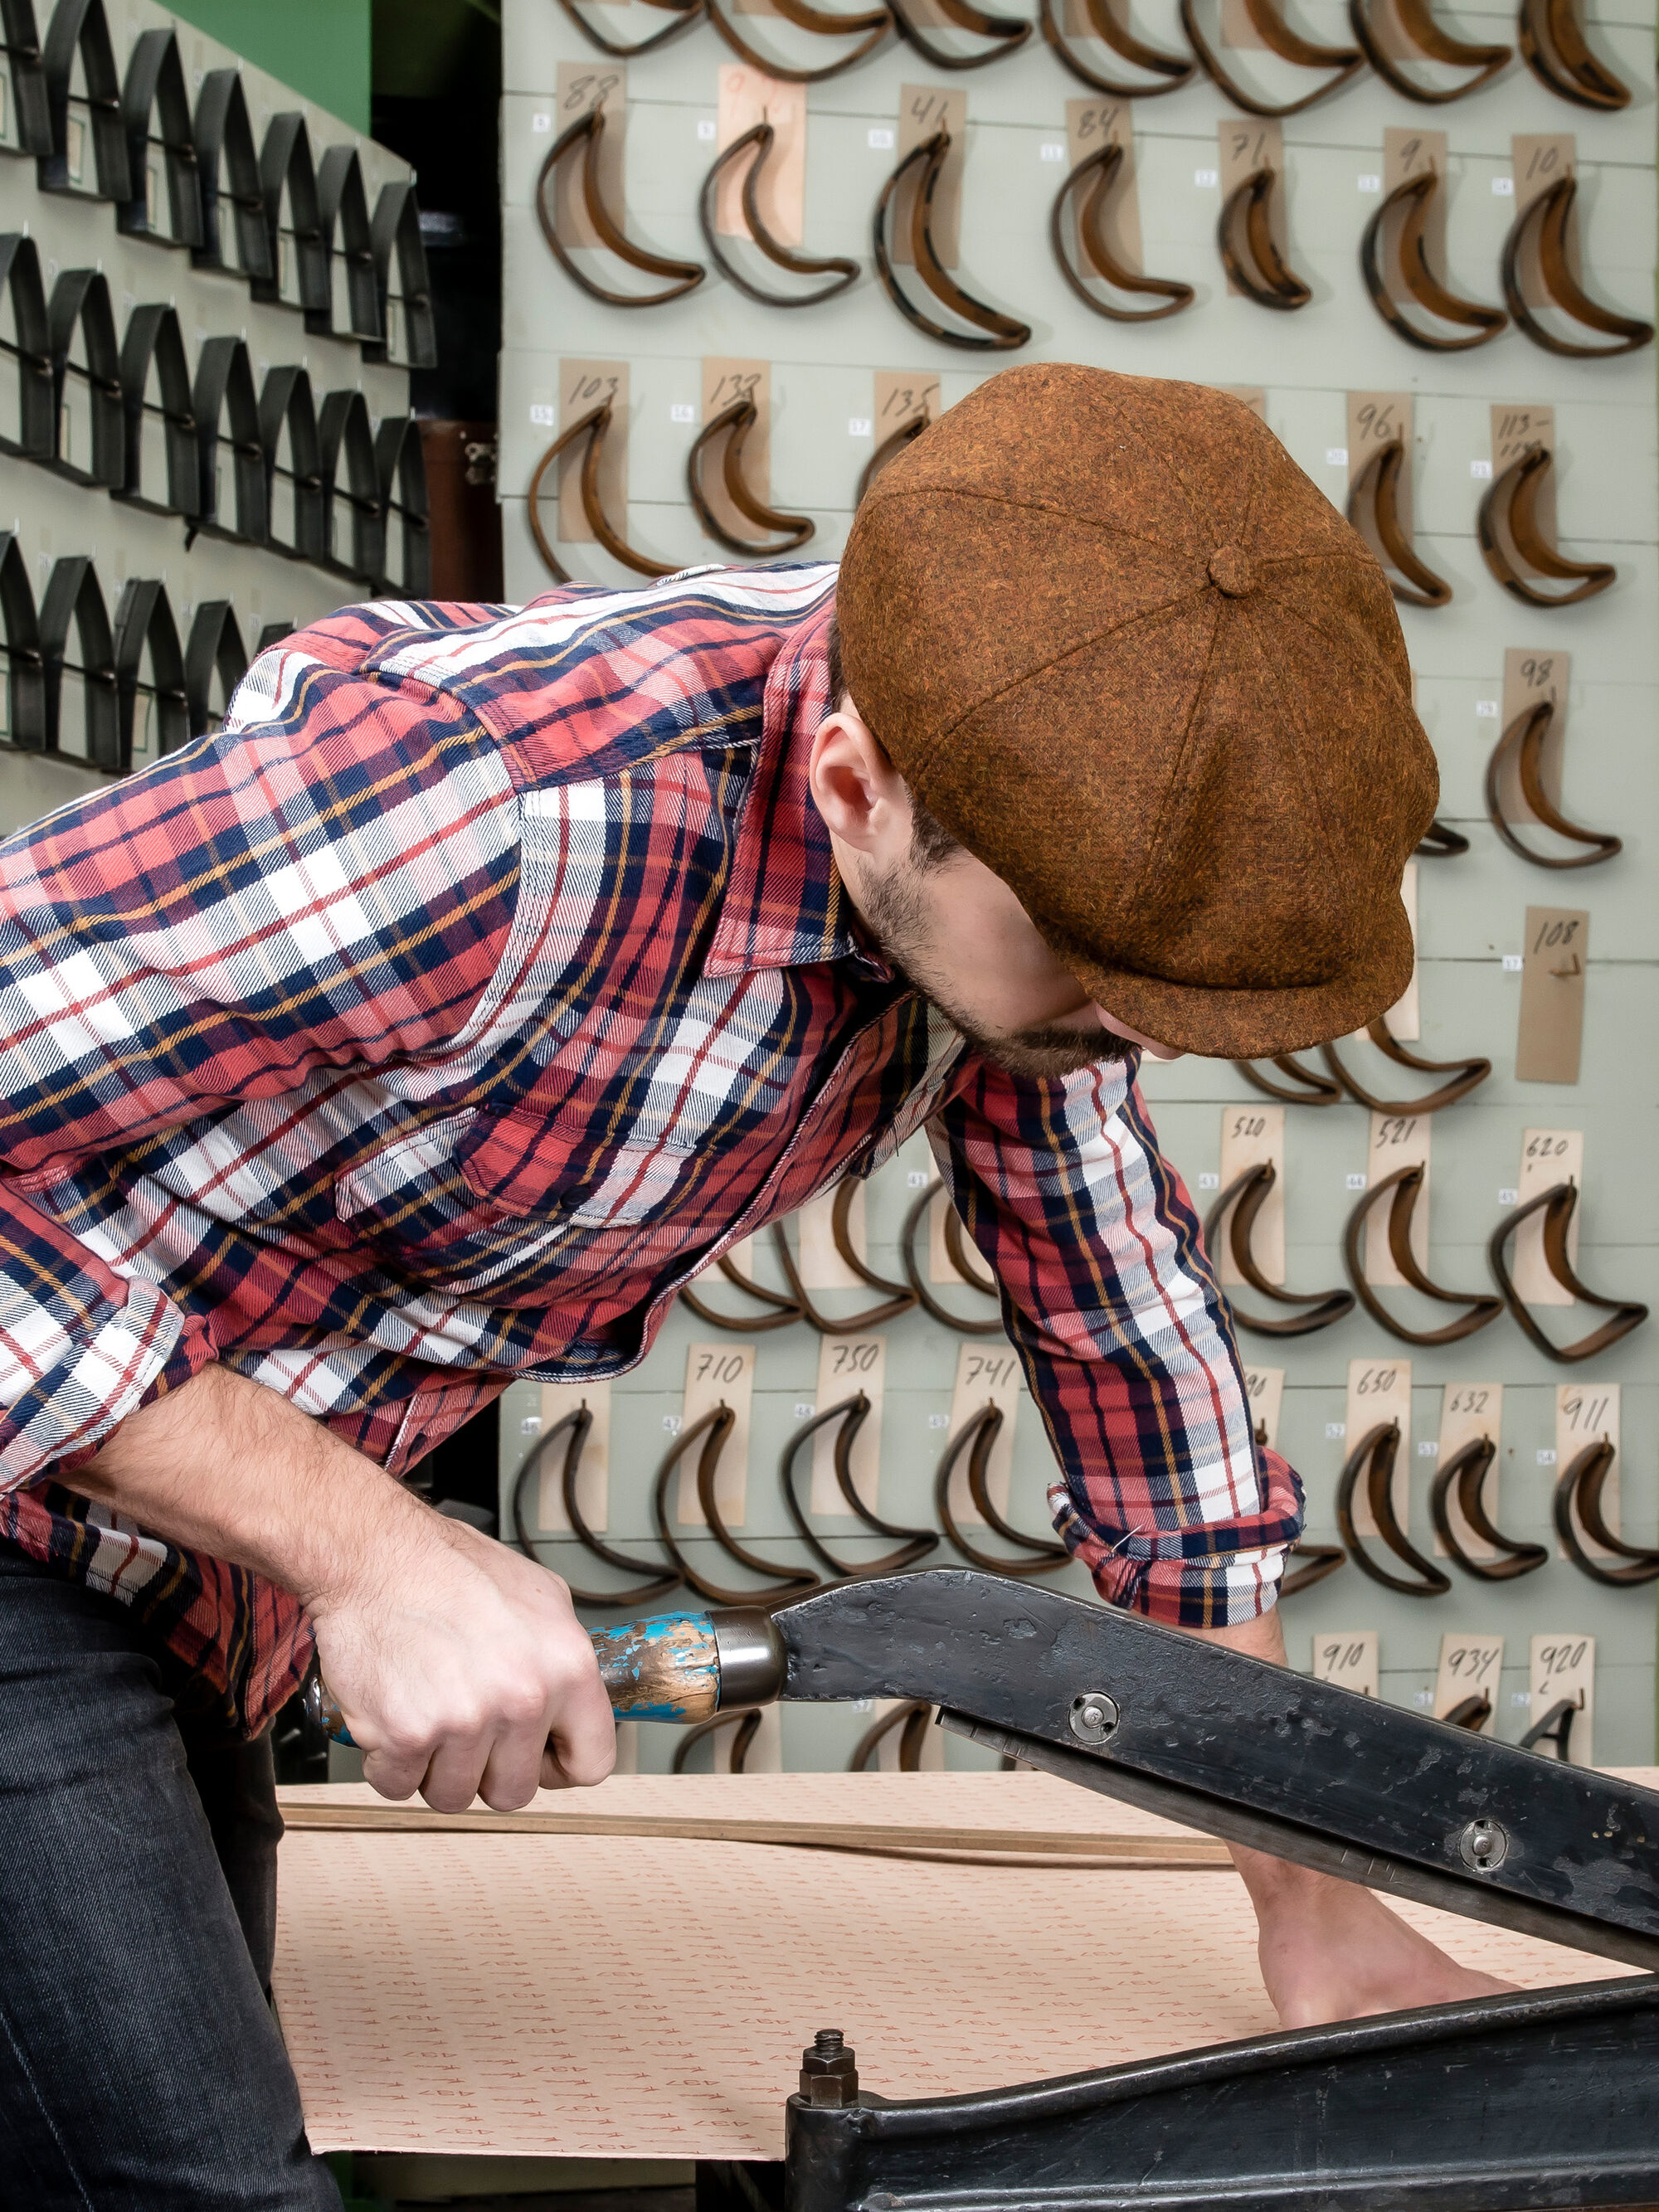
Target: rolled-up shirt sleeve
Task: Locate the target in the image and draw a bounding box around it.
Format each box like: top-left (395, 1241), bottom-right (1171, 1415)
top-left (0, 629), bottom-right (523, 1488)
top-left (930, 1053), bottom-right (1304, 1626)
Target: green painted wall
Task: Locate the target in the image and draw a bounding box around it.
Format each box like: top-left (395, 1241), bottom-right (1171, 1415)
top-left (165, 0), bottom-right (372, 133)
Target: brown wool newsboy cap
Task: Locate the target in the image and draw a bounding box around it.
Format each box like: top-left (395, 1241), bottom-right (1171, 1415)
top-left (836, 363), bottom-right (1438, 1059)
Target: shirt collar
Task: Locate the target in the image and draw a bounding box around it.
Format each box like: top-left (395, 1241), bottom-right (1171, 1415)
top-left (704, 600), bottom-right (891, 982)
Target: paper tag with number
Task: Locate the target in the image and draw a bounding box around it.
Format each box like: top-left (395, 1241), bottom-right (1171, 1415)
top-left (1063, 97), bottom-right (1142, 275)
top-left (944, 1340), bottom-right (1023, 1524)
top-left (1512, 130), bottom-right (1574, 214)
top-left (556, 359), bottom-right (626, 543)
top-left (1491, 402), bottom-right (1557, 549)
top-left (874, 370), bottom-right (940, 439)
top-left (680, 1342), bottom-right (755, 1526)
top-left (1516, 906), bottom-right (1588, 1087)
top-left (1218, 118), bottom-right (1286, 291)
top-left (895, 85), bottom-right (966, 267)
top-left (1243, 1366), bottom-right (1284, 1453)
top-left (715, 66), bottom-right (803, 246)
top-left (1433, 1382), bottom-right (1502, 1559)
top-left (796, 1182), bottom-right (866, 1291)
top-left (1362, 1111), bottom-right (1429, 1286)
top-left (1557, 1382), bottom-right (1619, 1558)
top-left (1346, 1358), bottom-right (1412, 1534)
top-left (535, 1379), bottom-right (612, 1534)
top-left (1434, 1633), bottom-right (1503, 1731)
top-left (701, 358), bottom-right (771, 544)
top-left (1216, 1104), bottom-right (1284, 1286)
top-left (1529, 1631), bottom-right (1593, 1764)
top-left (1384, 129), bottom-right (1446, 251)
top-left (1311, 1631), bottom-right (1379, 1698)
top-left (1511, 1129), bottom-right (1582, 1305)
top-left (1499, 648), bottom-right (1569, 824)
top-left (1347, 391), bottom-right (1413, 529)
top-left (553, 64), bottom-right (625, 250)
top-left (812, 1335), bottom-right (886, 1515)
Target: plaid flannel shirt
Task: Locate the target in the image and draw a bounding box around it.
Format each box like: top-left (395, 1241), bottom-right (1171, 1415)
top-left (0, 563), bottom-right (1301, 1735)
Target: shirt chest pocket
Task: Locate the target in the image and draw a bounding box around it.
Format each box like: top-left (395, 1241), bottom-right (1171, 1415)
top-left (455, 1109), bottom-right (697, 1229)
top-left (333, 1108), bottom-right (702, 1297)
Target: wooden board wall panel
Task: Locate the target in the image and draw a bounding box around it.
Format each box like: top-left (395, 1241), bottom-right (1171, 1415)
top-left (499, 0), bottom-right (1657, 1763)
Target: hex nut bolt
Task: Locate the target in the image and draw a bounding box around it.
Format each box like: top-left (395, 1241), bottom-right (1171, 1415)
top-left (800, 2028), bottom-right (859, 2106)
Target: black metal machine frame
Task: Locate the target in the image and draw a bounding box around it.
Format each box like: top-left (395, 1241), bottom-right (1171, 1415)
top-left (678, 1572), bottom-right (1659, 2212)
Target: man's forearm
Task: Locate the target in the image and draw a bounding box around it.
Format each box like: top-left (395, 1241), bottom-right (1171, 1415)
top-left (1186, 1606), bottom-right (1307, 1897)
top-left (78, 1363), bottom-right (426, 1604)
top-left (74, 1364), bottom-right (614, 1810)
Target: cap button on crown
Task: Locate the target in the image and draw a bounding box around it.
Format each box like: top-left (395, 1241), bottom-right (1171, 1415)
top-left (1208, 543), bottom-right (1255, 597)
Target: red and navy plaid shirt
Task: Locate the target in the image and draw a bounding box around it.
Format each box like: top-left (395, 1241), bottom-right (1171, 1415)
top-left (0, 564), bottom-right (1301, 1734)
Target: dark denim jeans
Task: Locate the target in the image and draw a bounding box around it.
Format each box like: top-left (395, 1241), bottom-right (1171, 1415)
top-left (0, 1550), bottom-right (341, 2210)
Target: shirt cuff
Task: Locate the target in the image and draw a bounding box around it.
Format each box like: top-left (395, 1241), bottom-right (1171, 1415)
top-left (0, 1276), bottom-right (212, 1488)
top-left (1046, 1446), bottom-right (1305, 1627)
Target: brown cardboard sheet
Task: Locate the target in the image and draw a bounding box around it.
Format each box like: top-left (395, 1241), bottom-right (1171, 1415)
top-left (274, 1768), bottom-right (1651, 2160)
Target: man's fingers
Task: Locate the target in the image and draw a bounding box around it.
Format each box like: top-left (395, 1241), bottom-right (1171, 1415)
top-left (478, 1713), bottom-right (558, 1811)
top-left (545, 1670), bottom-right (616, 1791)
top-left (419, 1733), bottom-right (494, 1816)
top-left (361, 1744), bottom-right (428, 1804)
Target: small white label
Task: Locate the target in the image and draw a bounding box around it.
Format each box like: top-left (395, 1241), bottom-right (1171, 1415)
top-left (907, 1169), bottom-right (932, 1188)
top-left (663, 1413), bottom-right (682, 1435)
top-left (1493, 175), bottom-right (1515, 196)
top-left (868, 125), bottom-right (895, 150)
top-left (1498, 1187), bottom-right (1519, 1207)
top-left (528, 402), bottom-right (555, 426)
top-left (1197, 1171), bottom-right (1220, 1190)
top-left (1538, 1448), bottom-right (1558, 1465)
top-left (1040, 141), bottom-right (1066, 162)
top-left (1418, 1440), bottom-right (1438, 1456)
top-left (794, 1403), bottom-right (815, 1420)
top-left (1502, 952), bottom-right (1524, 973)
top-left (1326, 447), bottom-right (1349, 466)
top-left (520, 1414), bottom-right (542, 1436)
top-left (1357, 173), bottom-right (1381, 193)
top-left (1471, 459), bottom-right (1493, 479)
top-left (1476, 698), bottom-right (1500, 717)
top-left (854, 1697), bottom-right (873, 1714)
top-left (531, 111), bottom-right (551, 134)
top-left (1345, 1172), bottom-right (1368, 1191)
top-left (670, 402), bottom-right (696, 424)
top-left (1326, 1422), bottom-right (1347, 1439)
top-left (849, 416), bottom-right (873, 437)
top-left (1194, 167), bottom-right (1219, 187)
top-left (927, 1411), bottom-right (950, 1430)
top-left (697, 119), bottom-right (717, 142)
top-left (1511, 1690), bottom-right (1532, 1707)
top-left (1413, 1690), bottom-right (1434, 1707)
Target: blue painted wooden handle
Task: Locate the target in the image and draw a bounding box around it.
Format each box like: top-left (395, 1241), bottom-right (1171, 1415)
top-left (590, 1611), bottom-right (721, 1721)
top-left (302, 1612), bottom-right (722, 1747)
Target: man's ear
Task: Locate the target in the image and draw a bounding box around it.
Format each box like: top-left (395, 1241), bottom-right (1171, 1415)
top-left (808, 702), bottom-right (913, 861)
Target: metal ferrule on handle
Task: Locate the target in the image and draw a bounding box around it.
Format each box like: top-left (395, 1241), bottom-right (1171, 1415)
top-left (302, 1607), bottom-right (785, 1746)
top-left (590, 1607), bottom-right (784, 1721)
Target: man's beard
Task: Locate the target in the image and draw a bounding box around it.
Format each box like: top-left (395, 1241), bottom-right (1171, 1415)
top-left (859, 857), bottom-right (1136, 1081)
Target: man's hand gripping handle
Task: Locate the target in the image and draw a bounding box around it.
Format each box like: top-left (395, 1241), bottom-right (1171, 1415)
top-left (304, 1607), bottom-right (784, 1748)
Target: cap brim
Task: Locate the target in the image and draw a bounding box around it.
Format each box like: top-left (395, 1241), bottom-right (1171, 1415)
top-left (1063, 902), bottom-right (1418, 1061)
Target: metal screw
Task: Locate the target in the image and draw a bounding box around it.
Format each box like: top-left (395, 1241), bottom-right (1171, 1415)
top-left (800, 2028), bottom-right (859, 2106)
top-left (1456, 1817), bottom-right (1510, 1874)
top-left (1069, 1691), bottom-right (1120, 1747)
